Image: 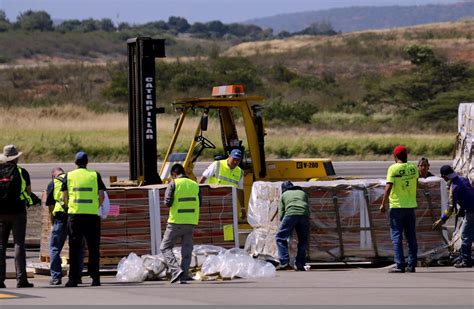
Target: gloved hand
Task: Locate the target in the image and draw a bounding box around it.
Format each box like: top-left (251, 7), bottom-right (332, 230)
top-left (432, 218), bottom-right (445, 230)
top-left (239, 208), bottom-right (247, 221)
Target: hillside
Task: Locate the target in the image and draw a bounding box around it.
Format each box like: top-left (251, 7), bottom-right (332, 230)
top-left (246, 1), bottom-right (474, 33)
top-left (0, 20), bottom-right (473, 162)
top-left (0, 21), bottom-right (474, 133)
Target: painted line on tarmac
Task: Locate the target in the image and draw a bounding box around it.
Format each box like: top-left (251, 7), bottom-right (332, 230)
top-left (0, 291), bottom-right (40, 299)
top-left (0, 292), bottom-right (18, 299)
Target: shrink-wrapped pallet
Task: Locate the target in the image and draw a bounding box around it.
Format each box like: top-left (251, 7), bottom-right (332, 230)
top-left (246, 177), bottom-right (449, 262)
top-left (454, 103), bottom-right (474, 182)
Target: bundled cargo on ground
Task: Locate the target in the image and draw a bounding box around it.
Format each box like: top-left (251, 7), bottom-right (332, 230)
top-left (245, 178), bottom-right (450, 263)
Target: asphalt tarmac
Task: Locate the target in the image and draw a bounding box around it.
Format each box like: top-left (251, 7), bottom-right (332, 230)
top-left (1, 254), bottom-right (473, 306)
top-left (24, 160), bottom-right (451, 191)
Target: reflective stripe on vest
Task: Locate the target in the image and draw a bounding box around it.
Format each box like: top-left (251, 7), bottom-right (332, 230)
top-left (67, 168), bottom-right (99, 215)
top-left (168, 177), bottom-right (200, 225)
top-left (208, 159), bottom-right (241, 187)
top-left (52, 174), bottom-right (66, 216)
top-left (18, 166), bottom-right (33, 206)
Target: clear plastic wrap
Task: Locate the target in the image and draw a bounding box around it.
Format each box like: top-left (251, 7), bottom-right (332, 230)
top-left (454, 103), bottom-right (474, 182)
top-left (201, 249), bottom-right (276, 279)
top-left (246, 178), bottom-right (450, 262)
top-left (141, 254), bottom-right (168, 280)
top-left (116, 252), bottom-right (148, 282)
top-left (117, 246), bottom-right (276, 281)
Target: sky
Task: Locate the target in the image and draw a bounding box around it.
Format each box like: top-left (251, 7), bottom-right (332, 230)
top-left (1, 0), bottom-right (463, 24)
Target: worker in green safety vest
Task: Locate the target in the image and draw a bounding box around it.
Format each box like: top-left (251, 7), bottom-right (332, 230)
top-left (62, 151), bottom-right (106, 287)
top-left (199, 148), bottom-right (245, 220)
top-left (161, 163), bottom-right (201, 284)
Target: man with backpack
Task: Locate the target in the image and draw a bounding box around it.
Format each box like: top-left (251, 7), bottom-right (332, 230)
top-left (0, 144), bottom-right (34, 288)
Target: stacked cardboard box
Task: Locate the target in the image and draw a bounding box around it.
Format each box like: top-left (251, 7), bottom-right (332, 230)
top-left (40, 185), bottom-right (237, 264)
top-left (246, 178), bottom-right (449, 262)
top-left (40, 188), bottom-right (152, 263)
top-left (158, 185), bottom-right (237, 248)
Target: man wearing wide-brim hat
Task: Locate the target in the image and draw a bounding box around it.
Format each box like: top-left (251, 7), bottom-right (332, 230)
top-left (0, 144), bottom-right (34, 288)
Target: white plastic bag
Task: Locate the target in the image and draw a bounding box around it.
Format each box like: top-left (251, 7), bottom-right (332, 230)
top-left (116, 252), bottom-right (148, 282)
top-left (99, 191), bottom-right (110, 219)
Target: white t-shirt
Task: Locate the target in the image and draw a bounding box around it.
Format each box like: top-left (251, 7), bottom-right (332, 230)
top-left (202, 161), bottom-right (244, 189)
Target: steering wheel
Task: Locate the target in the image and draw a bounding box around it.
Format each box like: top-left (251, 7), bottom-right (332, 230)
top-left (195, 135), bottom-right (216, 149)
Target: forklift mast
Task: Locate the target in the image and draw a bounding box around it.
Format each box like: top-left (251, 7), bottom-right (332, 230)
top-left (127, 37), bottom-right (165, 185)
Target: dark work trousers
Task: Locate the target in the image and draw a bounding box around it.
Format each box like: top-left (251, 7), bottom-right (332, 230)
top-left (0, 213), bottom-right (27, 284)
top-left (67, 214), bottom-right (101, 282)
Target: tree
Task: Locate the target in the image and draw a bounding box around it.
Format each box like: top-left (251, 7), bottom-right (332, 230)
top-left (55, 19), bottom-right (81, 32)
top-left (78, 18), bottom-right (98, 32)
top-left (277, 31), bottom-right (291, 39)
top-left (0, 10), bottom-right (11, 32)
top-left (297, 21), bottom-right (337, 36)
top-left (16, 10), bottom-right (53, 31)
top-left (404, 45), bottom-right (438, 65)
top-left (97, 18), bottom-right (115, 32)
top-left (189, 22), bottom-right (208, 33)
top-left (206, 20), bottom-right (227, 37)
top-left (118, 22), bottom-right (131, 31)
top-left (167, 16), bottom-right (190, 32)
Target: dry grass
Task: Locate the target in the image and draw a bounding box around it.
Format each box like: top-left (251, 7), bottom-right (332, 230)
top-left (0, 106), bottom-right (454, 162)
top-left (223, 19), bottom-right (474, 64)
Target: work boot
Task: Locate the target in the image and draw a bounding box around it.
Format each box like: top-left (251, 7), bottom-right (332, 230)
top-left (454, 261), bottom-right (472, 268)
top-left (170, 270), bottom-right (183, 284)
top-left (91, 278), bottom-right (101, 286)
top-left (388, 267), bottom-right (405, 273)
top-left (49, 278), bottom-right (62, 285)
top-left (0, 282), bottom-right (6, 288)
top-left (17, 281), bottom-right (34, 288)
top-left (65, 280), bottom-right (78, 287)
top-left (406, 266), bottom-right (416, 273)
top-left (275, 263), bottom-right (292, 271)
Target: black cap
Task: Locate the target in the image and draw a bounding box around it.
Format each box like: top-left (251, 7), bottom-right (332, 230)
top-left (440, 165), bottom-right (455, 177)
top-left (281, 181), bottom-right (294, 193)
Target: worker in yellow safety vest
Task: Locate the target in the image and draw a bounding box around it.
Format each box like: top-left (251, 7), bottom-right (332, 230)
top-left (161, 163), bottom-right (201, 284)
top-left (199, 148), bottom-right (245, 219)
top-left (0, 144), bottom-right (34, 288)
top-left (46, 167), bottom-right (84, 286)
top-left (62, 151), bottom-right (106, 287)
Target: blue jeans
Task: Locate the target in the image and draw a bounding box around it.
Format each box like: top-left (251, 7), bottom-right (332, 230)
top-left (49, 213), bottom-right (83, 280)
top-left (275, 215), bottom-right (310, 268)
top-left (460, 211), bottom-right (474, 265)
top-left (389, 208), bottom-right (418, 269)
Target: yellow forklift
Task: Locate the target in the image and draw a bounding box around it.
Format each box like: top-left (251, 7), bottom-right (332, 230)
top-left (160, 85), bottom-right (335, 210)
top-left (125, 37), bottom-right (335, 224)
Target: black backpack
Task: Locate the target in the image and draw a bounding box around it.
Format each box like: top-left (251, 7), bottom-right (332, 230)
top-left (0, 162), bottom-right (22, 203)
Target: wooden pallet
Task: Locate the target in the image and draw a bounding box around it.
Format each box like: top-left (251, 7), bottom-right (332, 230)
top-left (40, 254), bottom-right (122, 266)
